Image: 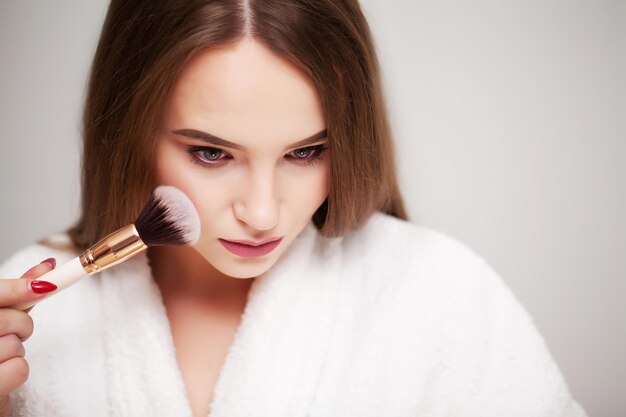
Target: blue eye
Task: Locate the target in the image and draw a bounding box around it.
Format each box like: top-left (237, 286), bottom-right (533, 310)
top-left (199, 148), bottom-right (227, 162)
top-left (286, 145), bottom-right (329, 166)
top-left (292, 148), bottom-right (314, 158)
top-left (187, 146), bottom-right (232, 166)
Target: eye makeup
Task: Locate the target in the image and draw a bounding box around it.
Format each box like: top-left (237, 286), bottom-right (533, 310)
top-left (186, 144), bottom-right (329, 168)
top-left (287, 145), bottom-right (328, 166)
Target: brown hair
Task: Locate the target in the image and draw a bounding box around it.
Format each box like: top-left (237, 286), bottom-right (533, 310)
top-left (68, 0), bottom-right (408, 250)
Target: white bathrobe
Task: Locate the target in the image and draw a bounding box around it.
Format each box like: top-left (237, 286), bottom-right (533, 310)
top-left (0, 212), bottom-right (587, 417)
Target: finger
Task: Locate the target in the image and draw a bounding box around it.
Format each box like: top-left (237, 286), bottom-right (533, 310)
top-left (0, 334), bottom-right (24, 363)
top-left (20, 259), bottom-right (56, 314)
top-left (20, 258), bottom-right (56, 280)
top-left (0, 276), bottom-right (57, 309)
top-left (0, 357), bottom-right (29, 396)
top-left (0, 309), bottom-right (34, 341)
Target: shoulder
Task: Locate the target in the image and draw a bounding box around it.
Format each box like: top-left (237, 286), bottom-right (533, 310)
top-left (333, 213), bottom-right (586, 415)
top-left (341, 211), bottom-right (496, 286)
top-left (339, 212), bottom-right (530, 329)
top-left (346, 211), bottom-right (485, 259)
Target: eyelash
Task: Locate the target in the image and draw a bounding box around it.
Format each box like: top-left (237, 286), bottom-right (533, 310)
top-left (186, 144), bottom-right (329, 168)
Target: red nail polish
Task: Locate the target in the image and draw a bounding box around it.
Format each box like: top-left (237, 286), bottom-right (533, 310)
top-left (40, 257), bottom-right (56, 269)
top-left (31, 280), bottom-right (58, 294)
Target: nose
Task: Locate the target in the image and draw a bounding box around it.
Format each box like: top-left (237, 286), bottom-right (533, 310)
top-left (233, 168), bottom-right (280, 232)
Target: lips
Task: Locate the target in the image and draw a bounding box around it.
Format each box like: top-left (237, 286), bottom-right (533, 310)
top-left (223, 237), bottom-right (282, 246)
top-left (219, 237), bottom-right (283, 257)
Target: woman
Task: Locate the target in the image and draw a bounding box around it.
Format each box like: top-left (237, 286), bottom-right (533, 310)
top-left (0, 0), bottom-right (587, 416)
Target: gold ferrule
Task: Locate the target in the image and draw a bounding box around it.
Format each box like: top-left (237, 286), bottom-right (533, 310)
top-left (79, 224), bottom-right (147, 275)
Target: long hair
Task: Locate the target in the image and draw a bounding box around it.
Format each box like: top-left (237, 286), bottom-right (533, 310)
top-left (68, 0), bottom-right (408, 250)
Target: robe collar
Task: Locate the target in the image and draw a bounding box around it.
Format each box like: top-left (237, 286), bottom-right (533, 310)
top-left (100, 220), bottom-right (343, 416)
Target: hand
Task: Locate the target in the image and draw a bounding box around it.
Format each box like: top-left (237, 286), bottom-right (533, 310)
top-left (0, 258), bottom-right (57, 417)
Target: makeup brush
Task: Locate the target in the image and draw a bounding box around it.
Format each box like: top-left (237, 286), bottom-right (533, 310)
top-left (12, 185), bottom-right (200, 311)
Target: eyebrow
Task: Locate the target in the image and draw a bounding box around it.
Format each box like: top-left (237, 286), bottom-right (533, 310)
top-left (171, 128), bottom-right (328, 151)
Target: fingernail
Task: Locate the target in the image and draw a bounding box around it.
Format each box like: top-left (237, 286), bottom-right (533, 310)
top-left (40, 258), bottom-right (56, 269)
top-left (31, 280), bottom-right (58, 294)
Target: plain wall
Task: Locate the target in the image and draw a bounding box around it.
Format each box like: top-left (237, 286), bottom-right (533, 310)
top-left (1, 1), bottom-right (624, 416)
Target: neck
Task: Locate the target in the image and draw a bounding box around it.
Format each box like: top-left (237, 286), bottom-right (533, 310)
top-left (147, 245), bottom-right (254, 303)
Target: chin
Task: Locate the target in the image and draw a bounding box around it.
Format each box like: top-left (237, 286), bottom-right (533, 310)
top-left (214, 260), bottom-right (275, 279)
top-left (222, 270), bottom-right (262, 279)
top-left (194, 245), bottom-right (279, 279)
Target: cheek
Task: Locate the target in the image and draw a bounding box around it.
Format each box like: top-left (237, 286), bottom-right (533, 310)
top-left (154, 141), bottom-right (227, 230)
top-left (285, 164), bottom-right (330, 216)
top-left (166, 174), bottom-right (230, 244)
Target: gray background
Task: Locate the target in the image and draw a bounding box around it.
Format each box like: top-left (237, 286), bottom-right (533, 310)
top-left (1, 1), bottom-right (624, 415)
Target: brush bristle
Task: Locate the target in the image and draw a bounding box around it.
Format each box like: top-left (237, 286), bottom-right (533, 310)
top-left (134, 186), bottom-right (201, 246)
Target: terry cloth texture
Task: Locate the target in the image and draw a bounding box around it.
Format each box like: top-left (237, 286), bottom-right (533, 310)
top-left (0, 212), bottom-right (587, 417)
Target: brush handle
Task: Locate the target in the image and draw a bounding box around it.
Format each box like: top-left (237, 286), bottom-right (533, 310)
top-left (12, 257), bottom-right (87, 311)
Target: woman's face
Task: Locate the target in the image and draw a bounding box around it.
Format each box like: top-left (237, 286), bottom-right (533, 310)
top-left (154, 38), bottom-right (330, 279)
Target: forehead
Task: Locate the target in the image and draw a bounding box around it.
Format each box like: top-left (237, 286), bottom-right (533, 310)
top-left (164, 38), bottom-right (326, 147)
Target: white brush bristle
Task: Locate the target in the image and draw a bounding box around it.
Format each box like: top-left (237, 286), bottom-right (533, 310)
top-left (152, 186), bottom-right (201, 244)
